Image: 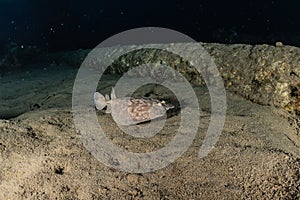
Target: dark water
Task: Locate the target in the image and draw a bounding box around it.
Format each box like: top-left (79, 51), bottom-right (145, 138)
top-left (0, 0), bottom-right (300, 52)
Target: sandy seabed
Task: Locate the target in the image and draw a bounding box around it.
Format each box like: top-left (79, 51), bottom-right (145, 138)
top-left (0, 64), bottom-right (299, 199)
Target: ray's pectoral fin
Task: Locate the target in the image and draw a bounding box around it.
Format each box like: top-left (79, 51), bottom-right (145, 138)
top-left (94, 92), bottom-right (107, 110)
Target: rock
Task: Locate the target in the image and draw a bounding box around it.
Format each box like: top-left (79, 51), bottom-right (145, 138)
top-left (2, 42), bottom-right (297, 113)
top-left (77, 43), bottom-right (299, 113)
top-left (0, 43), bottom-right (43, 74)
top-left (275, 41), bottom-right (284, 47)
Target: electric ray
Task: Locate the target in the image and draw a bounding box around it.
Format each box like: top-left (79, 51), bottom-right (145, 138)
top-left (94, 87), bottom-right (174, 126)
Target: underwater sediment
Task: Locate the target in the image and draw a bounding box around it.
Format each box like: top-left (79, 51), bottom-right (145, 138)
top-left (0, 42), bottom-right (299, 199)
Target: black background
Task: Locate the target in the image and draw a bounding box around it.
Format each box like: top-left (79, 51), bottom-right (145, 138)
top-left (0, 0), bottom-right (299, 51)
